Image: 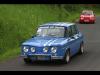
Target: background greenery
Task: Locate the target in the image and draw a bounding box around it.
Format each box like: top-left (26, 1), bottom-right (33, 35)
top-left (0, 4), bottom-right (100, 61)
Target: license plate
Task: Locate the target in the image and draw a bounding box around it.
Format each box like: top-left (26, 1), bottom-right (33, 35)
top-left (84, 20), bottom-right (89, 22)
top-left (37, 56), bottom-right (45, 60)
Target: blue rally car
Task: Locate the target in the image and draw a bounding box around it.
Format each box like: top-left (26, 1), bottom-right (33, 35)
top-left (21, 22), bottom-right (84, 64)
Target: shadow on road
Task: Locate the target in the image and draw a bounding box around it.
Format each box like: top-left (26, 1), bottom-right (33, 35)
top-left (24, 60), bottom-right (66, 66)
top-left (23, 51), bottom-right (88, 67)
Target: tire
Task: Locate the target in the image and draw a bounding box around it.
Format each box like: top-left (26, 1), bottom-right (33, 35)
top-left (24, 58), bottom-right (32, 64)
top-left (79, 22), bottom-right (82, 24)
top-left (78, 43), bottom-right (84, 54)
top-left (63, 50), bottom-right (71, 64)
top-left (92, 21), bottom-right (95, 24)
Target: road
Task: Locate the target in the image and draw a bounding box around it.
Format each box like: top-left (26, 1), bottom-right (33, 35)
top-left (0, 16), bottom-right (100, 71)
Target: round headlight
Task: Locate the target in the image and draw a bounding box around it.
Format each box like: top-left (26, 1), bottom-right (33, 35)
top-left (31, 47), bottom-right (35, 52)
top-left (23, 46), bottom-right (28, 52)
top-left (43, 47), bottom-right (48, 53)
top-left (51, 47), bottom-right (57, 53)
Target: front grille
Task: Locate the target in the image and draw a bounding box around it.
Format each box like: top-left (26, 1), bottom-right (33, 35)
top-left (30, 55), bottom-right (51, 60)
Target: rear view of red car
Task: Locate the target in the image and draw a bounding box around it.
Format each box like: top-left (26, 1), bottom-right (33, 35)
top-left (79, 10), bottom-right (96, 24)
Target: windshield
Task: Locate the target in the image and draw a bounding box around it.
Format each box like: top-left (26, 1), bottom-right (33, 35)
top-left (36, 26), bottom-right (65, 37)
top-left (82, 11), bottom-right (93, 15)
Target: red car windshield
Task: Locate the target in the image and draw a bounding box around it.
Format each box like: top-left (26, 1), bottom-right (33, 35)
top-left (81, 11), bottom-right (93, 15)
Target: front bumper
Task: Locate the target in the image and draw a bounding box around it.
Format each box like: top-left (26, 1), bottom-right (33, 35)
top-left (21, 54), bottom-right (63, 61)
top-left (80, 19), bottom-right (94, 23)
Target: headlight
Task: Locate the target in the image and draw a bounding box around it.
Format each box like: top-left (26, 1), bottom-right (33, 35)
top-left (51, 47), bottom-right (57, 53)
top-left (43, 47), bottom-right (48, 53)
top-left (23, 46), bottom-right (28, 52)
top-left (80, 17), bottom-right (84, 19)
top-left (31, 47), bottom-right (35, 52)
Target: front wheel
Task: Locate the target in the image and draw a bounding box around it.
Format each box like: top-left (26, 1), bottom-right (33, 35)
top-left (63, 50), bottom-right (71, 64)
top-left (92, 21), bottom-right (95, 24)
top-left (78, 43), bottom-right (84, 54)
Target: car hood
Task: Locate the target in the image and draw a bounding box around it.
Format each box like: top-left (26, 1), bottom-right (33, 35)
top-left (22, 37), bottom-right (68, 47)
top-left (84, 14), bottom-right (92, 17)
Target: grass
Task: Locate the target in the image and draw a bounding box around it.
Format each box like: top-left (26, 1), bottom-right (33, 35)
top-left (0, 4), bottom-right (100, 61)
top-left (0, 48), bottom-right (20, 62)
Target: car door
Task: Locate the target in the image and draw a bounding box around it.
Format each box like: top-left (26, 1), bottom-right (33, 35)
top-left (72, 25), bottom-right (82, 53)
top-left (67, 25), bottom-right (80, 55)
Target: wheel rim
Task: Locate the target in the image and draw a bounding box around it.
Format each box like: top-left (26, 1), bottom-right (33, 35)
top-left (66, 52), bottom-right (70, 62)
top-left (81, 45), bottom-right (84, 53)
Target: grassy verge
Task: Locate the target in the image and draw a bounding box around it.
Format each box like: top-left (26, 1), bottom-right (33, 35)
top-left (0, 48), bottom-right (20, 62)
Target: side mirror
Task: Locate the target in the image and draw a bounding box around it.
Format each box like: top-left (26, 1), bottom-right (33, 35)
top-left (71, 36), bottom-right (75, 39)
top-left (32, 35), bottom-right (36, 38)
top-left (32, 36), bottom-right (34, 38)
top-left (68, 36), bottom-right (75, 41)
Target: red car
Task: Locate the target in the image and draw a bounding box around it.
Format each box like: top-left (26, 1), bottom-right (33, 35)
top-left (79, 10), bottom-right (96, 24)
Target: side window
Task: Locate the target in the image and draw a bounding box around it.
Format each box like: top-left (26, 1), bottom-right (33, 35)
top-left (74, 25), bottom-right (78, 34)
top-left (71, 25), bottom-right (78, 35)
top-left (67, 26), bottom-right (73, 37)
top-left (64, 29), bottom-right (67, 37)
top-left (67, 25), bottom-right (78, 37)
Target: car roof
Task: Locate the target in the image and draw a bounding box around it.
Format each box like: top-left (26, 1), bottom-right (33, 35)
top-left (40, 22), bottom-right (75, 28)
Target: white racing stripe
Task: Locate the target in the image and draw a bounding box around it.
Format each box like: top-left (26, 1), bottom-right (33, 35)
top-left (48, 39), bottom-right (58, 46)
top-left (43, 40), bottom-right (53, 46)
top-left (60, 39), bottom-right (68, 45)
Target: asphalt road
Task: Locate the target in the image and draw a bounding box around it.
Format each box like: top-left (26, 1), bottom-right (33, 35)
top-left (0, 16), bottom-right (100, 71)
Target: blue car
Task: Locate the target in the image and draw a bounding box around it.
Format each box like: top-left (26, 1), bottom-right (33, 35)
top-left (21, 22), bottom-right (84, 64)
